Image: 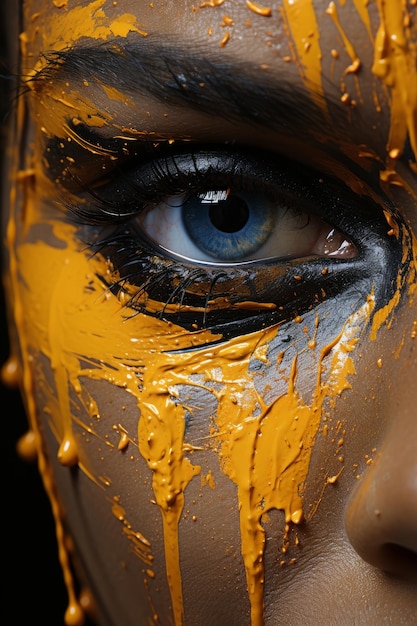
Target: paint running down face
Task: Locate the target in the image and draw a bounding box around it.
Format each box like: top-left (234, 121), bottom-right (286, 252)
top-left (1, 1), bottom-right (417, 625)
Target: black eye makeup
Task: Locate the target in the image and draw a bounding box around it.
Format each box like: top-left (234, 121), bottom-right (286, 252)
top-left (60, 142), bottom-right (406, 339)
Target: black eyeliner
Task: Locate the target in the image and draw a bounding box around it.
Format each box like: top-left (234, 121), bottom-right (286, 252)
top-left (59, 144), bottom-right (407, 339)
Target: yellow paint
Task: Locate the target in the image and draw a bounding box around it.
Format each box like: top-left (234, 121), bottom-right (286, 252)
top-left (34, 0), bottom-right (147, 64)
top-left (370, 230), bottom-right (417, 340)
top-left (100, 83), bottom-right (135, 105)
top-left (326, 2), bottom-right (361, 75)
top-left (281, 0), bottom-right (324, 101)
top-left (246, 1), bottom-right (272, 17)
top-left (352, 0), bottom-right (373, 42)
top-left (6, 2), bottom-right (416, 626)
top-left (9, 194), bottom-right (376, 624)
top-left (208, 301), bottom-right (371, 626)
top-left (111, 497), bottom-right (154, 567)
top-left (372, 0), bottom-right (417, 167)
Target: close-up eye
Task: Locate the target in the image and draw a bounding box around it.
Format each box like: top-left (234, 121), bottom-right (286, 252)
top-left (136, 182), bottom-right (356, 265)
top-left (132, 156), bottom-right (357, 264)
top-left (71, 147), bottom-right (404, 337)
top-left (88, 147), bottom-right (357, 266)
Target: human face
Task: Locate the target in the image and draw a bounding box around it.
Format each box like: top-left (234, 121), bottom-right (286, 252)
top-left (3, 1), bottom-right (417, 625)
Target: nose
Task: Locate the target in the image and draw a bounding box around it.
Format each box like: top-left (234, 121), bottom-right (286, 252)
top-left (344, 337), bottom-right (417, 579)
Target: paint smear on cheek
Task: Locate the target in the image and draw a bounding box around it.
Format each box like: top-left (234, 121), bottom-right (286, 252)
top-left (10, 216), bottom-right (217, 624)
top-left (10, 198), bottom-right (376, 626)
top-left (206, 299), bottom-right (373, 626)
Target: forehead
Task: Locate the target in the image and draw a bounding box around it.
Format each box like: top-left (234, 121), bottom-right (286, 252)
top-left (21, 1), bottom-right (388, 128)
top-left (23, 0), bottom-right (377, 67)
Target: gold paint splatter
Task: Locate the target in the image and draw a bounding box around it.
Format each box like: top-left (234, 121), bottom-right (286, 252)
top-left (246, 1), bottom-right (272, 17)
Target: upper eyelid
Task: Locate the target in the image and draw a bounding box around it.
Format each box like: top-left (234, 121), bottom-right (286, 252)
top-left (32, 39), bottom-right (348, 142)
top-left (43, 107), bottom-right (382, 200)
top-left (31, 38), bottom-right (411, 196)
top-left (64, 145), bottom-right (377, 243)
top-left (42, 113), bottom-right (385, 206)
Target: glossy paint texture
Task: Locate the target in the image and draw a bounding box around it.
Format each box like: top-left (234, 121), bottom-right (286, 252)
top-left (2, 1), bottom-right (417, 625)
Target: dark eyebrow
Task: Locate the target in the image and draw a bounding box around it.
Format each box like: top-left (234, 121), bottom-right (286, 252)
top-left (31, 35), bottom-right (354, 143)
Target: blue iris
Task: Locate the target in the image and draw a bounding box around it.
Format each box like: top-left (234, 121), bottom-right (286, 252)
top-left (182, 190), bottom-right (275, 261)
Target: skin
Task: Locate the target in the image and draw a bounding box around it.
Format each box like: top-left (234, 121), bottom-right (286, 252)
top-left (1, 1), bottom-right (417, 625)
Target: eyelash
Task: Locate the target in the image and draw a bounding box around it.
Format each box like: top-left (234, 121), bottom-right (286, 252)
top-left (62, 144), bottom-right (404, 339)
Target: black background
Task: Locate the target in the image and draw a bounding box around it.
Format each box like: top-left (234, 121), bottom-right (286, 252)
top-left (1, 15), bottom-right (69, 624)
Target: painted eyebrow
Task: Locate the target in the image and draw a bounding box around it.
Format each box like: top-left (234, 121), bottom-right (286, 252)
top-left (32, 35), bottom-right (351, 141)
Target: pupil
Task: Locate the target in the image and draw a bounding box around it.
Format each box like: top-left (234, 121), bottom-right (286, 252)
top-left (208, 196), bottom-right (250, 233)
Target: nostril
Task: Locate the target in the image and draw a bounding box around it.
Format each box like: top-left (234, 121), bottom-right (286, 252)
top-left (380, 544), bottom-right (417, 581)
top-left (345, 459), bottom-right (417, 584)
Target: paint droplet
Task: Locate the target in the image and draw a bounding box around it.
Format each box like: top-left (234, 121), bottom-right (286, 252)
top-left (78, 587), bottom-right (96, 614)
top-left (222, 15), bottom-right (233, 27)
top-left (389, 148), bottom-right (401, 159)
top-left (16, 429), bottom-right (38, 462)
top-left (219, 31), bottom-right (230, 47)
top-left (0, 356), bottom-right (20, 388)
top-left (64, 601), bottom-right (84, 626)
top-left (291, 509), bottom-right (303, 524)
top-left (200, 0), bottom-right (225, 6)
top-left (58, 435), bottom-right (79, 466)
top-left (246, 0), bottom-right (272, 16)
top-left (345, 58), bottom-right (361, 74)
top-left (112, 499), bottom-right (126, 522)
top-left (117, 425), bottom-right (130, 451)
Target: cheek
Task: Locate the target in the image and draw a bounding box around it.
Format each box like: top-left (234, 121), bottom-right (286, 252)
top-left (10, 200), bottom-right (414, 625)
top-left (13, 219), bottom-right (376, 624)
